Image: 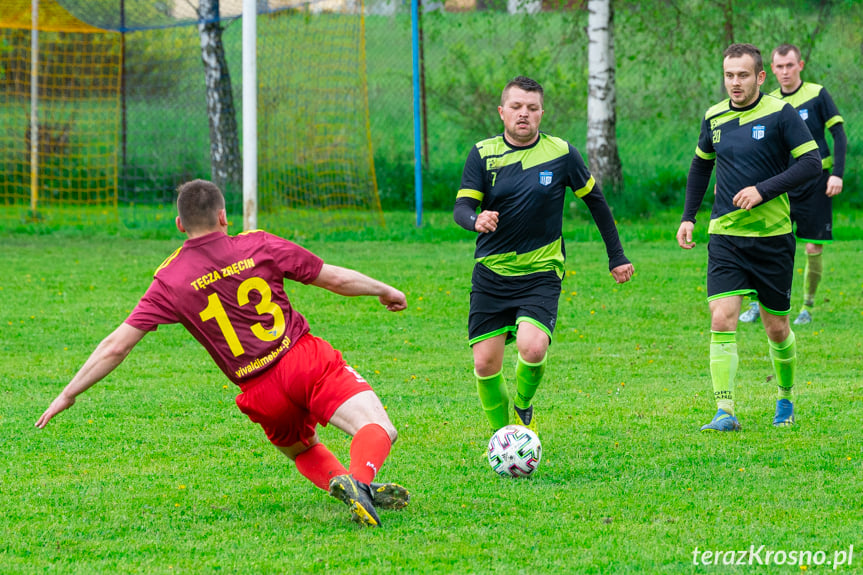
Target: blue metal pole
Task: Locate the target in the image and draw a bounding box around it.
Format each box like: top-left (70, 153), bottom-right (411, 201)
top-left (410, 0), bottom-right (423, 227)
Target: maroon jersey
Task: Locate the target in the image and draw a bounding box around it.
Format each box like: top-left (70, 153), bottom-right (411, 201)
top-left (126, 230), bottom-right (324, 384)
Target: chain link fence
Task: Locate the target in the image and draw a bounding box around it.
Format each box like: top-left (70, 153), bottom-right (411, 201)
top-left (364, 0), bottom-right (863, 213)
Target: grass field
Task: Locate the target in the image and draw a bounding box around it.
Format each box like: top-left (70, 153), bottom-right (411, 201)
top-left (2, 213), bottom-right (862, 573)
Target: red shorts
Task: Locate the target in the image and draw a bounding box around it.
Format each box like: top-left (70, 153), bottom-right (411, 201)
top-left (234, 333), bottom-right (372, 447)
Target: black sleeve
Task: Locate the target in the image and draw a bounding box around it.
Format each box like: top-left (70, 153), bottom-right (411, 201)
top-left (581, 186), bottom-right (630, 270)
top-left (830, 123), bottom-right (847, 179)
top-left (682, 155), bottom-right (715, 223)
top-left (755, 150), bottom-right (822, 202)
top-left (453, 196), bottom-right (480, 232)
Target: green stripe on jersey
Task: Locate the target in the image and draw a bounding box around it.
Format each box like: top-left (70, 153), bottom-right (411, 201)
top-left (769, 82), bottom-right (822, 108)
top-left (695, 146), bottom-right (716, 160)
top-left (477, 237), bottom-right (565, 278)
top-left (708, 194), bottom-right (792, 237)
top-left (475, 134), bottom-right (570, 170)
top-left (825, 115), bottom-right (844, 129)
top-left (573, 175), bottom-right (595, 198)
top-left (705, 95), bottom-right (787, 130)
top-left (790, 140), bottom-right (819, 158)
top-left (457, 188), bottom-right (483, 201)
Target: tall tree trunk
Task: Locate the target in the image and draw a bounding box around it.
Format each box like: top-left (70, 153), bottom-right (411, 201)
top-left (587, 0), bottom-right (622, 196)
top-left (198, 0), bottom-right (241, 194)
top-left (722, 0), bottom-right (734, 47)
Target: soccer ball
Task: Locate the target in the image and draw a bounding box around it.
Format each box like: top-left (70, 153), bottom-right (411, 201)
top-left (487, 424), bottom-right (542, 478)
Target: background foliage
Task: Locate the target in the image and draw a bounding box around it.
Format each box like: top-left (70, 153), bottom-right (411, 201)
top-left (3, 1), bottom-right (858, 221)
top-left (367, 0), bottom-right (863, 215)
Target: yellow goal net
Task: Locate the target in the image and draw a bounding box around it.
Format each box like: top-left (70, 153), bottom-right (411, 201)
top-left (0, 0), bottom-right (381, 233)
top-left (0, 0), bottom-right (120, 226)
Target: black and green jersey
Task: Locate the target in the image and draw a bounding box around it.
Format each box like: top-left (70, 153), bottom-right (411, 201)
top-left (770, 82), bottom-right (844, 172)
top-left (695, 94), bottom-right (818, 237)
top-left (456, 132), bottom-right (625, 279)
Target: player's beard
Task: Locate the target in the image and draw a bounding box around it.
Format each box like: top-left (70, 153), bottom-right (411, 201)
top-left (505, 122), bottom-right (538, 146)
top-left (728, 82), bottom-right (759, 107)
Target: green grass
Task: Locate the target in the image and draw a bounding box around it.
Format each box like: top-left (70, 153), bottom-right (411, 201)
top-left (2, 217), bottom-right (862, 573)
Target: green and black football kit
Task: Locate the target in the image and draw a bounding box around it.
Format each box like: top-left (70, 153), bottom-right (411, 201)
top-left (682, 93), bottom-right (821, 313)
top-left (684, 90), bottom-right (822, 429)
top-left (770, 82), bottom-right (846, 242)
top-left (455, 132), bottom-right (629, 345)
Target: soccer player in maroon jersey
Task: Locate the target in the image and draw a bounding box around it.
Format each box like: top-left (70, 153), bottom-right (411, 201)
top-left (36, 179), bottom-right (408, 527)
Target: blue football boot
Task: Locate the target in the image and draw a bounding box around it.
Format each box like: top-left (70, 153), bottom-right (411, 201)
top-left (700, 409), bottom-right (742, 432)
top-left (773, 399), bottom-right (795, 427)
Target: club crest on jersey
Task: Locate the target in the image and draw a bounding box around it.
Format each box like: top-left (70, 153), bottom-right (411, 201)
top-left (799, 108), bottom-right (809, 121)
top-left (539, 171), bottom-right (552, 186)
top-left (751, 125), bottom-right (766, 140)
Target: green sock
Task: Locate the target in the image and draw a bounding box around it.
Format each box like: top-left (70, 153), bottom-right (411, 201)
top-left (710, 331), bottom-right (738, 415)
top-left (475, 370), bottom-right (509, 430)
top-left (515, 353), bottom-right (546, 409)
top-left (802, 252), bottom-right (822, 309)
top-left (769, 331), bottom-right (797, 400)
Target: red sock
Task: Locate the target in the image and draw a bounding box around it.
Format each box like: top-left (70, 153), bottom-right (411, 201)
top-left (293, 443), bottom-right (348, 491)
top-left (348, 424), bottom-right (392, 484)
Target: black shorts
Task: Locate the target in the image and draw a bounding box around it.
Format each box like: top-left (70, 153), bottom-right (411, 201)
top-left (468, 264), bottom-right (561, 346)
top-left (790, 170), bottom-right (833, 243)
top-left (707, 233), bottom-right (795, 314)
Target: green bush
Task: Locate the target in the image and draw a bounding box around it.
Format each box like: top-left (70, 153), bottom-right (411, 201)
top-left (368, 1), bottom-right (863, 217)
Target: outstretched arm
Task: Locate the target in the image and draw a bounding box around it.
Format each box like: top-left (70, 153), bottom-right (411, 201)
top-left (311, 264), bottom-right (407, 312)
top-left (36, 322), bottom-right (148, 429)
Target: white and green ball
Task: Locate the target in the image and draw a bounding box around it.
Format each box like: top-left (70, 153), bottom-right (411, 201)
top-left (487, 424), bottom-right (542, 478)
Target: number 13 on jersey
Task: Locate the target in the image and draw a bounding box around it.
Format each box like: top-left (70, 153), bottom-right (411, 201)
top-left (198, 277), bottom-right (286, 356)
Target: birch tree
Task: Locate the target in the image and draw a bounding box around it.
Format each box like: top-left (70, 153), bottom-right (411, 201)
top-left (587, 0), bottom-right (622, 195)
top-left (197, 0), bottom-right (241, 193)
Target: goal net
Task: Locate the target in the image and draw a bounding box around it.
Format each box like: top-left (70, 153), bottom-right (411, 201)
top-left (0, 1), bottom-right (120, 226)
top-left (0, 0), bottom-right (382, 233)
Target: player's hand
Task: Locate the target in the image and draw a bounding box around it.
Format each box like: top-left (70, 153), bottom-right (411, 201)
top-left (676, 221), bottom-right (696, 249)
top-left (610, 263), bottom-right (634, 284)
top-left (732, 186), bottom-right (763, 210)
top-left (826, 175), bottom-right (843, 197)
top-left (474, 210), bottom-right (499, 233)
top-left (35, 393), bottom-right (76, 429)
top-left (379, 288), bottom-right (407, 312)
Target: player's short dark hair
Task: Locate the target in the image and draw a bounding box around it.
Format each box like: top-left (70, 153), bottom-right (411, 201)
top-left (772, 43), bottom-right (802, 62)
top-left (176, 179), bottom-right (225, 232)
top-left (501, 75), bottom-right (544, 106)
top-left (723, 43), bottom-right (763, 75)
